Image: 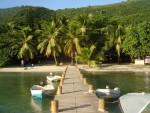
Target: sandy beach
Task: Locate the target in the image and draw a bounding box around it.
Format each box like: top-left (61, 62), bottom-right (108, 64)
top-left (0, 64), bottom-right (150, 73)
top-left (0, 65), bottom-right (67, 73)
top-left (78, 64), bottom-right (150, 72)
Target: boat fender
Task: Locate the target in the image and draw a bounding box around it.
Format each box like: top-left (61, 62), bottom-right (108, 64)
top-left (106, 85), bottom-right (109, 89)
top-left (114, 87), bottom-right (120, 91)
top-left (50, 72), bottom-right (53, 75)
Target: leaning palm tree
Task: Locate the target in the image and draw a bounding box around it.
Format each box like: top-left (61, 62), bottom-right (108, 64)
top-left (64, 21), bottom-right (82, 65)
top-left (37, 19), bottom-right (62, 65)
top-left (12, 26), bottom-right (37, 61)
top-left (78, 44), bottom-right (96, 67)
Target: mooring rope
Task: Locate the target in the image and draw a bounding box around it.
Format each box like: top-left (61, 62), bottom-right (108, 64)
top-left (105, 100), bottom-right (119, 104)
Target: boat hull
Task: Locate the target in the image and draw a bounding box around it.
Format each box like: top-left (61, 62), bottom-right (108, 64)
top-left (46, 75), bottom-right (62, 81)
top-left (119, 93), bottom-right (150, 113)
top-left (95, 88), bottom-right (120, 99)
top-left (30, 85), bottom-right (54, 98)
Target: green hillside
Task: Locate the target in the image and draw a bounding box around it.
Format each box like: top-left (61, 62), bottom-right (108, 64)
top-left (0, 6), bottom-right (55, 27)
top-left (0, 0), bottom-right (149, 25)
top-left (56, 0), bottom-right (150, 24)
top-left (0, 0), bottom-right (149, 66)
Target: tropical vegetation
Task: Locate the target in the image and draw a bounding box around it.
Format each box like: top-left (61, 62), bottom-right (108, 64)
top-left (0, 0), bottom-right (149, 67)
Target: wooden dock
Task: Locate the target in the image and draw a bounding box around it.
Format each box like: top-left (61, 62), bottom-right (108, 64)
top-left (54, 66), bottom-right (108, 113)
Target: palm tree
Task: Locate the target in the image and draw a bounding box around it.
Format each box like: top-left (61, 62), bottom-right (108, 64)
top-left (78, 44), bottom-right (96, 67)
top-left (37, 19), bottom-right (62, 65)
top-left (115, 24), bottom-right (123, 62)
top-left (12, 26), bottom-right (37, 61)
top-left (63, 21), bottom-right (82, 65)
top-left (102, 24), bottom-right (124, 63)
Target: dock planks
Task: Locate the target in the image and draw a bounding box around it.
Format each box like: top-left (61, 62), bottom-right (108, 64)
top-left (54, 66), bottom-right (108, 113)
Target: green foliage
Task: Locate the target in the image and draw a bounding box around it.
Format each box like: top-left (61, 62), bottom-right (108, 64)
top-left (122, 21), bottom-right (150, 59)
top-left (64, 21), bottom-right (81, 54)
top-left (37, 19), bottom-right (62, 65)
top-left (11, 26), bottom-right (37, 61)
top-left (56, 0), bottom-right (150, 25)
top-left (78, 44), bottom-right (96, 67)
top-left (0, 0), bottom-right (149, 66)
top-left (0, 6), bottom-right (56, 30)
top-left (0, 49), bottom-right (11, 66)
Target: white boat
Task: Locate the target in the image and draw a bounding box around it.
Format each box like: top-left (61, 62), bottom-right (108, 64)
top-left (46, 75), bottom-right (62, 81)
top-left (95, 86), bottom-right (120, 99)
top-left (119, 93), bottom-right (150, 113)
top-left (30, 85), bottom-right (54, 98)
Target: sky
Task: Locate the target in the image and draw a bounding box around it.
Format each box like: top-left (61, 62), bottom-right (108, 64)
top-left (0, 0), bottom-right (126, 10)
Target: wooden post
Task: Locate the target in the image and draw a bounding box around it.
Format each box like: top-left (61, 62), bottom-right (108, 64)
top-left (57, 86), bottom-right (62, 95)
top-left (88, 85), bottom-right (94, 93)
top-left (77, 68), bottom-right (80, 73)
top-left (83, 78), bottom-right (87, 84)
top-left (65, 66), bottom-right (68, 73)
top-left (62, 74), bottom-right (65, 80)
top-left (98, 99), bottom-right (105, 112)
top-left (59, 79), bottom-right (63, 86)
top-left (80, 74), bottom-right (83, 80)
top-left (63, 71), bottom-right (66, 75)
top-left (51, 100), bottom-right (58, 113)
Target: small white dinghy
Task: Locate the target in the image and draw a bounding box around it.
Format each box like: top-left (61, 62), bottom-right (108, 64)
top-left (119, 92), bottom-right (150, 113)
top-left (46, 75), bottom-right (62, 82)
top-left (95, 86), bottom-right (120, 99)
top-left (46, 72), bottom-right (62, 82)
top-left (30, 85), bottom-right (54, 98)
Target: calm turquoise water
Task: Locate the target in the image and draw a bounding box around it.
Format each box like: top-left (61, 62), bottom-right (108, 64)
top-left (0, 72), bottom-right (60, 113)
top-left (1, 71), bottom-right (150, 113)
top-left (82, 71), bottom-right (150, 113)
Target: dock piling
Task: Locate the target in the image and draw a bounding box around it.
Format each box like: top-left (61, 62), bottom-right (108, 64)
top-left (88, 85), bottom-right (94, 93)
top-left (80, 74), bottom-right (83, 80)
top-left (83, 78), bottom-right (87, 84)
top-left (57, 86), bottom-right (62, 95)
top-left (62, 74), bottom-right (65, 80)
top-left (51, 100), bottom-right (58, 113)
top-left (98, 99), bottom-right (105, 112)
top-left (59, 79), bottom-right (63, 86)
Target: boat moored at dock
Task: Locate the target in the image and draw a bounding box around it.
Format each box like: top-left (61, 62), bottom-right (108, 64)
top-left (95, 86), bottom-right (120, 99)
top-left (30, 85), bottom-right (54, 98)
top-left (119, 92), bottom-right (150, 113)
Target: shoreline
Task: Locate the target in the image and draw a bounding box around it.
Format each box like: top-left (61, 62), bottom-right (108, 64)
top-left (0, 65), bottom-right (67, 73)
top-left (78, 64), bottom-right (150, 73)
top-left (0, 64), bottom-right (150, 73)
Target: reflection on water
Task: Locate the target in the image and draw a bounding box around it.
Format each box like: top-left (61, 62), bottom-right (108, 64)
top-left (82, 71), bottom-right (150, 113)
top-left (1, 71), bottom-right (150, 113)
top-left (0, 72), bottom-right (60, 113)
top-left (144, 72), bottom-right (150, 91)
top-left (30, 97), bottom-right (42, 112)
top-left (30, 97), bottom-right (54, 113)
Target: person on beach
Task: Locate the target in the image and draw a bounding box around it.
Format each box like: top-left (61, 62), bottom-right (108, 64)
top-left (21, 60), bottom-right (24, 67)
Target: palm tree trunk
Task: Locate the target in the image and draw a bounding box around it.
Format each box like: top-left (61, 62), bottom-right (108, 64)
top-left (71, 52), bottom-right (74, 65)
top-left (118, 56), bottom-right (120, 64)
top-left (53, 54), bottom-right (58, 65)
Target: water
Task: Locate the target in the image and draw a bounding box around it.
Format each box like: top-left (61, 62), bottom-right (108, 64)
top-left (1, 71), bottom-right (150, 113)
top-left (82, 71), bottom-right (150, 113)
top-left (0, 72), bottom-right (60, 113)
